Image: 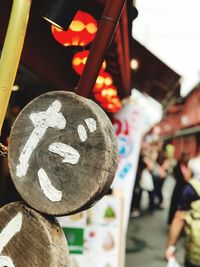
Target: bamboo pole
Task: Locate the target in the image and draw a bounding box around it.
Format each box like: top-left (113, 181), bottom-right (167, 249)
top-left (76, 0), bottom-right (127, 98)
top-left (0, 0), bottom-right (32, 134)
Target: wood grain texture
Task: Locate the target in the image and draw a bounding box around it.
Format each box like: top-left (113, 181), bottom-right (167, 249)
top-left (8, 91), bottom-right (118, 215)
top-left (0, 201), bottom-right (69, 267)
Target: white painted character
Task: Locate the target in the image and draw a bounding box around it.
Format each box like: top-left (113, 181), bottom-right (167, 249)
top-left (0, 212), bottom-right (23, 267)
top-left (16, 100), bottom-right (66, 178)
top-left (16, 97), bottom-right (97, 203)
top-left (39, 117), bottom-right (97, 202)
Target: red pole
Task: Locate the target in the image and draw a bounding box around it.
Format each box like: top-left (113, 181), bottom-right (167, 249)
top-left (76, 0), bottom-right (127, 98)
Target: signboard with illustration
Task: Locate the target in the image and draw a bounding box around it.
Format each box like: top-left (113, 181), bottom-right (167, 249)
top-left (85, 196), bottom-right (122, 267)
top-left (57, 212), bottom-right (87, 256)
top-left (58, 196), bottom-right (123, 267)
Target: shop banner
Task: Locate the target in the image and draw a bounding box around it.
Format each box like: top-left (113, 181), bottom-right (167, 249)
top-left (84, 195), bottom-right (123, 267)
top-left (112, 99), bottom-right (146, 232)
top-left (58, 195), bottom-right (123, 267)
top-left (57, 211), bottom-right (87, 257)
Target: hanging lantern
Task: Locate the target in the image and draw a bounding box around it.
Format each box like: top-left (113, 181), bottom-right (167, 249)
top-left (72, 50), bottom-right (106, 75)
top-left (94, 85), bottom-right (117, 102)
top-left (109, 96), bottom-right (122, 105)
top-left (51, 11), bottom-right (98, 47)
top-left (94, 72), bottom-right (113, 92)
top-left (101, 96), bottom-right (122, 113)
top-left (101, 102), bottom-right (122, 113)
top-left (106, 104), bottom-right (121, 113)
top-left (94, 93), bottom-right (106, 102)
top-left (101, 85), bottom-right (117, 98)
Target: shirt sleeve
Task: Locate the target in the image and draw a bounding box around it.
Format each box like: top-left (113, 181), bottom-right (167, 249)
top-left (178, 184), bottom-right (198, 211)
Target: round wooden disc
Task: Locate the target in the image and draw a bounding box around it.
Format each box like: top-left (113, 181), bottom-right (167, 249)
top-left (0, 202), bottom-right (69, 267)
top-left (8, 91), bottom-right (118, 215)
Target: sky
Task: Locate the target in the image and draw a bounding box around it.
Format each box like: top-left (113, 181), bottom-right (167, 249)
top-left (133, 0), bottom-right (200, 97)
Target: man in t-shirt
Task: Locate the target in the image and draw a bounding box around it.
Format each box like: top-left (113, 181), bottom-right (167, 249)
top-left (165, 181), bottom-right (200, 267)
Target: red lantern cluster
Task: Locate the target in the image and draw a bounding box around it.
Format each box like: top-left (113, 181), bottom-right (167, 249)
top-left (72, 50), bottom-right (106, 75)
top-left (72, 52), bottom-right (122, 113)
top-left (51, 11), bottom-right (98, 47)
top-left (94, 72), bottom-right (113, 92)
top-left (101, 96), bottom-right (122, 113)
top-left (50, 9), bottom-right (122, 113)
top-left (73, 52), bottom-right (122, 113)
top-left (94, 85), bottom-right (116, 101)
top-left (93, 72), bottom-right (122, 113)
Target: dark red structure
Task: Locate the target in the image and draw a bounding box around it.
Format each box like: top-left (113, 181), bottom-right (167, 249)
top-left (152, 85), bottom-right (200, 159)
top-left (0, 0), bottom-right (180, 108)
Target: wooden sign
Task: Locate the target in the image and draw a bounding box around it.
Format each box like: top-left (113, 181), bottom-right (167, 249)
top-left (0, 201), bottom-right (69, 267)
top-left (8, 91), bottom-right (118, 215)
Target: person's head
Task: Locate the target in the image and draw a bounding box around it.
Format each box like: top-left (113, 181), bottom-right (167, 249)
top-left (180, 152), bottom-right (190, 164)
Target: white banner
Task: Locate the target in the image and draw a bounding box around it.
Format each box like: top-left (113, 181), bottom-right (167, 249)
top-left (112, 99), bottom-right (146, 232)
top-left (58, 195), bottom-right (123, 267)
top-left (58, 99), bottom-right (147, 267)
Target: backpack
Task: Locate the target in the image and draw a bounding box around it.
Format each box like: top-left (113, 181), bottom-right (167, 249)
top-left (184, 179), bottom-right (200, 266)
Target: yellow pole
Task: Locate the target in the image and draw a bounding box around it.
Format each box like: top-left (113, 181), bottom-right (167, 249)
top-left (0, 0), bottom-right (32, 134)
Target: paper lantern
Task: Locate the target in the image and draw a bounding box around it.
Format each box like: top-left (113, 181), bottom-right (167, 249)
top-left (106, 104), bottom-right (121, 113)
top-left (72, 50), bottom-right (106, 75)
top-left (93, 72), bottom-right (113, 92)
top-left (101, 96), bottom-right (122, 113)
top-left (101, 102), bottom-right (122, 113)
top-left (94, 93), bottom-right (106, 102)
top-left (101, 85), bottom-right (117, 98)
top-left (109, 96), bottom-right (122, 105)
top-left (51, 11), bottom-right (98, 47)
top-left (94, 85), bottom-right (117, 102)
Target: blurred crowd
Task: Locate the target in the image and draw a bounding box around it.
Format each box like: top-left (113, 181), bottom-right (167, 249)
top-left (130, 140), bottom-right (175, 219)
top-left (130, 139), bottom-right (200, 267)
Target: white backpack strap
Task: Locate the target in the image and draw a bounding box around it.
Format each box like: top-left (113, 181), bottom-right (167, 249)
top-left (189, 179), bottom-right (200, 197)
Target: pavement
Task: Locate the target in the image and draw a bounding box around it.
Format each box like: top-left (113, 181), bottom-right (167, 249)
top-left (125, 176), bottom-right (185, 267)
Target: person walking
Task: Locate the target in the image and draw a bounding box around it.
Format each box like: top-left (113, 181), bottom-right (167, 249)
top-left (168, 152), bottom-right (191, 224)
top-left (130, 154), bottom-right (155, 216)
top-left (165, 178), bottom-right (200, 267)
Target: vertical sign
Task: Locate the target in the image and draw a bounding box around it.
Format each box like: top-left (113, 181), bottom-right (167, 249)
top-left (112, 100), bottom-right (146, 231)
top-left (84, 196), bottom-right (123, 267)
top-left (57, 211), bottom-right (87, 257)
top-left (58, 196), bottom-right (123, 267)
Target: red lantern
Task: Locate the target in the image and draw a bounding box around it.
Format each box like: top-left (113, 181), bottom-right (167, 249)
top-left (51, 11), bottom-right (98, 47)
top-left (109, 96), bottom-right (122, 106)
top-left (101, 102), bottom-right (122, 113)
top-left (94, 85), bottom-right (117, 102)
top-left (94, 93), bottom-right (104, 102)
top-left (93, 72), bottom-right (113, 93)
top-left (108, 105), bottom-right (122, 113)
top-left (101, 96), bottom-right (122, 113)
top-left (101, 85), bottom-right (117, 98)
top-left (72, 50), bottom-right (106, 75)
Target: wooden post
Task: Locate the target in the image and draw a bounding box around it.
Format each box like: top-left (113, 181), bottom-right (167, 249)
top-left (0, 202), bottom-right (70, 266)
top-left (8, 91), bottom-right (118, 216)
top-left (0, 0), bottom-right (32, 134)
